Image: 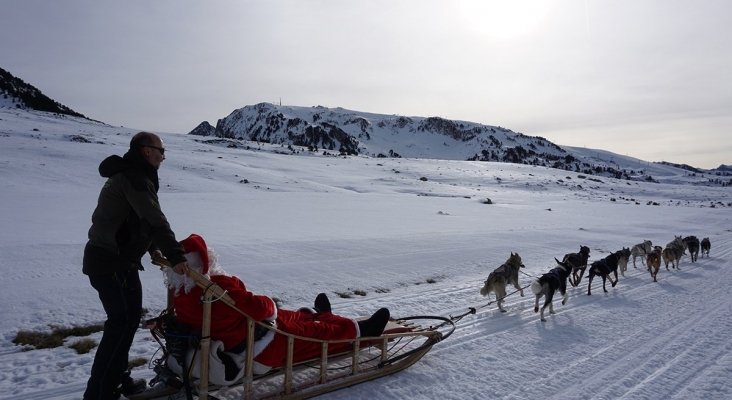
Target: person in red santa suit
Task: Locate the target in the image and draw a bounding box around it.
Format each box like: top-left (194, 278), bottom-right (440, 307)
top-left (167, 234), bottom-right (390, 373)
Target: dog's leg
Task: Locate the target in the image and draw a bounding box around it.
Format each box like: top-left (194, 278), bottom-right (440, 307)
top-left (541, 290), bottom-right (554, 322)
top-left (611, 270), bottom-right (618, 287)
top-left (539, 304), bottom-right (546, 322)
top-left (496, 286), bottom-right (507, 313)
top-left (587, 271), bottom-right (594, 296)
top-left (534, 294), bottom-right (540, 313)
top-left (576, 267), bottom-right (586, 286)
top-left (602, 275), bottom-right (608, 293)
top-left (632, 255), bottom-right (637, 268)
top-left (512, 278), bottom-right (524, 297)
top-left (549, 301), bottom-right (555, 315)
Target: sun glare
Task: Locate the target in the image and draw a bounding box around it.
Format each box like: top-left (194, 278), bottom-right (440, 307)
top-left (457, 0), bottom-right (550, 40)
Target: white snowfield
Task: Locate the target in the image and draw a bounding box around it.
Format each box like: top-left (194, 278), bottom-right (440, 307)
top-left (0, 109), bottom-right (730, 399)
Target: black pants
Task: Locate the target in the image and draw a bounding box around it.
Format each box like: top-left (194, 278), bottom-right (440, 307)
top-left (83, 269), bottom-right (142, 400)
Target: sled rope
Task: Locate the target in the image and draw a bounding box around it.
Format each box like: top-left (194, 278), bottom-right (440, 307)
top-left (201, 284), bottom-right (229, 304)
top-left (447, 282), bottom-right (532, 327)
top-left (519, 269), bottom-right (537, 278)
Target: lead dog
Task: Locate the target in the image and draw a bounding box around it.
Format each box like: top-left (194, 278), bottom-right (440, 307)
top-left (630, 240), bottom-right (652, 268)
top-left (586, 251), bottom-right (621, 295)
top-left (555, 245), bottom-right (590, 287)
top-left (480, 252), bottom-right (525, 312)
top-left (701, 237), bottom-right (711, 258)
top-left (531, 261), bottom-right (572, 322)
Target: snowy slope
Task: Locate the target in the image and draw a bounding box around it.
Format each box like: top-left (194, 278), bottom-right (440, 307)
top-left (0, 109), bottom-right (731, 399)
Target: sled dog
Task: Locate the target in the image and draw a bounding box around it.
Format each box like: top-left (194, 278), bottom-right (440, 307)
top-left (630, 240), bottom-right (652, 268)
top-left (586, 251), bottom-right (621, 296)
top-left (683, 236), bottom-right (700, 262)
top-left (616, 247), bottom-right (631, 277)
top-left (663, 236), bottom-right (686, 270)
top-left (647, 246), bottom-right (663, 282)
top-left (480, 252), bottom-right (525, 312)
top-left (555, 245), bottom-right (591, 287)
top-left (701, 237), bottom-right (711, 258)
top-left (531, 261), bottom-right (572, 322)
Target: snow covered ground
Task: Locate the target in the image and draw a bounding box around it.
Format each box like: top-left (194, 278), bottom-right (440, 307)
top-left (0, 108), bottom-right (730, 399)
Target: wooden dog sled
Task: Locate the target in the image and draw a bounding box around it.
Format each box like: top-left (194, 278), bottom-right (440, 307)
top-left (132, 258), bottom-right (454, 400)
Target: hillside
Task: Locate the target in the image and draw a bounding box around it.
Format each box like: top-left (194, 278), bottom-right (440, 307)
top-left (192, 103), bottom-right (731, 186)
top-left (0, 67), bottom-right (87, 118)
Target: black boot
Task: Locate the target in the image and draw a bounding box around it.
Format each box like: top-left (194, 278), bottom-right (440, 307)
top-left (119, 370), bottom-right (147, 396)
top-left (358, 308), bottom-right (390, 337)
top-left (314, 293), bottom-right (331, 313)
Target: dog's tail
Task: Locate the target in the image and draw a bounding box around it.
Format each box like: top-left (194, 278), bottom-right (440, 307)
top-left (530, 279), bottom-right (543, 295)
top-left (479, 279), bottom-right (491, 296)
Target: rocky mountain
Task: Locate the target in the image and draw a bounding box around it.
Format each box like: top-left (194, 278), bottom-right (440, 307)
top-left (0, 67), bottom-right (87, 118)
top-left (190, 103), bottom-right (675, 182)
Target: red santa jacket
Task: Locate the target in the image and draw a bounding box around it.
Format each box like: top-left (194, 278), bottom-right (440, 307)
top-left (173, 275), bottom-right (277, 350)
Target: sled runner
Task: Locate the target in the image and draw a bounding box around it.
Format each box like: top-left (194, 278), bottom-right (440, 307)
top-left (134, 257), bottom-right (454, 400)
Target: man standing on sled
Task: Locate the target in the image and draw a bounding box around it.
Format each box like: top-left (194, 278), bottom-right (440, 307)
top-left (166, 233), bottom-right (391, 378)
top-left (83, 132), bottom-right (189, 400)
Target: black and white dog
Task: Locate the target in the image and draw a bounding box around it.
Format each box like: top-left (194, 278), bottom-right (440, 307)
top-left (555, 245), bottom-right (590, 287)
top-left (531, 262), bottom-right (572, 322)
top-left (586, 251), bottom-right (621, 296)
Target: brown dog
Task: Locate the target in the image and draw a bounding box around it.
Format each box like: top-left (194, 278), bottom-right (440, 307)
top-left (647, 246), bottom-right (662, 282)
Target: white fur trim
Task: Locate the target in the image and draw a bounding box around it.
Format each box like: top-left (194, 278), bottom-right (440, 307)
top-left (267, 297), bottom-right (277, 321)
top-left (353, 319), bottom-right (361, 337)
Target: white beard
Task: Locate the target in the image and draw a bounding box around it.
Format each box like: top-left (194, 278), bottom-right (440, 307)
top-left (164, 248), bottom-right (229, 294)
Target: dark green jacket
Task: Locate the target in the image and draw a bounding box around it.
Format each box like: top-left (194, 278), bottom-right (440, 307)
top-left (83, 149), bottom-right (186, 275)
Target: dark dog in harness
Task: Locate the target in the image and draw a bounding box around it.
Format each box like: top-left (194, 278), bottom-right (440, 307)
top-left (555, 245), bottom-right (590, 287)
top-left (586, 251), bottom-right (621, 295)
top-left (531, 262), bottom-right (572, 322)
top-left (701, 237), bottom-right (711, 258)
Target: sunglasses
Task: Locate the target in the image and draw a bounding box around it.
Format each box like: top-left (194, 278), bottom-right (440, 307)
top-left (144, 145), bottom-right (165, 155)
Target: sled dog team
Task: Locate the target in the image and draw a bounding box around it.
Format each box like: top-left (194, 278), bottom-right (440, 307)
top-left (479, 236), bottom-right (711, 322)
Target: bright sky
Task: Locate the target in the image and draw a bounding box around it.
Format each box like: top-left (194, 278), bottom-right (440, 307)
top-left (1, 0), bottom-right (730, 168)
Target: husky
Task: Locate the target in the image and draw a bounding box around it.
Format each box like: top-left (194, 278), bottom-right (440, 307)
top-left (531, 261), bottom-right (572, 322)
top-left (647, 246), bottom-right (663, 282)
top-left (664, 236), bottom-right (686, 270)
top-left (479, 252), bottom-right (525, 312)
top-left (683, 236), bottom-right (700, 262)
top-left (586, 251), bottom-right (621, 296)
top-left (662, 245), bottom-right (685, 270)
top-left (701, 237), bottom-right (711, 258)
top-left (616, 247), bottom-right (631, 277)
top-left (630, 240), bottom-right (652, 268)
top-left (555, 245), bottom-right (591, 287)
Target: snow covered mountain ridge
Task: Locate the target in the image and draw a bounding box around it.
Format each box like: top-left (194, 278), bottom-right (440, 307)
top-left (191, 102), bottom-right (731, 185)
top-left (0, 67), bottom-right (87, 118)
